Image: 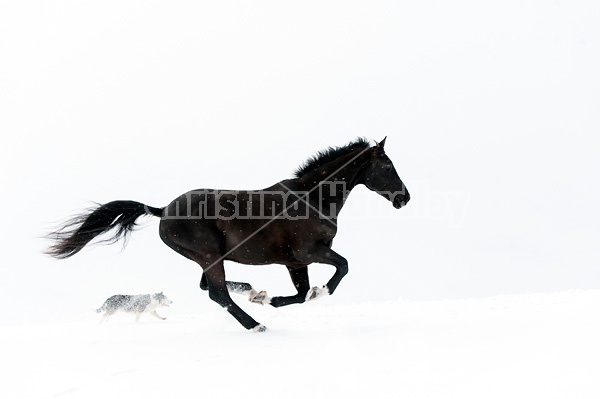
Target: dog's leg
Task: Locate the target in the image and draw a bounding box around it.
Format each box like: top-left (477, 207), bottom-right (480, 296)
top-left (151, 310), bottom-right (166, 320)
top-left (101, 309), bottom-right (117, 324)
top-left (135, 312), bottom-right (141, 322)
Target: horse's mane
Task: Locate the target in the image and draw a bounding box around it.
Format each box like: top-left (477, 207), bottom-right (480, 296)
top-left (294, 137), bottom-right (371, 178)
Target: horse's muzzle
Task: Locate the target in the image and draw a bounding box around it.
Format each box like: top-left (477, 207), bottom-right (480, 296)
top-left (393, 193), bottom-right (410, 209)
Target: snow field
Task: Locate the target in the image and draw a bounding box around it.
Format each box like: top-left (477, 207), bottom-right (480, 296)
top-left (2, 290), bottom-right (599, 399)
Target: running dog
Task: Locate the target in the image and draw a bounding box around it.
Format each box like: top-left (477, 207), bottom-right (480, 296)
top-left (97, 292), bottom-right (172, 322)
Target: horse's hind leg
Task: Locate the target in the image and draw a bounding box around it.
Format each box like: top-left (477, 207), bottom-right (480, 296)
top-left (161, 224), bottom-right (265, 331)
top-left (270, 266), bottom-right (310, 308)
top-left (227, 281), bottom-right (271, 305)
top-left (200, 273), bottom-right (269, 305)
top-left (226, 280), bottom-right (254, 294)
top-left (202, 261), bottom-right (266, 332)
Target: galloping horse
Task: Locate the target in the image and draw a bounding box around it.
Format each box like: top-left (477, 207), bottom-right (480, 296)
top-left (47, 137), bottom-right (410, 332)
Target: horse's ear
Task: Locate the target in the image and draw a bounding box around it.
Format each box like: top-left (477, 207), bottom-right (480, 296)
top-left (374, 136), bottom-right (387, 155)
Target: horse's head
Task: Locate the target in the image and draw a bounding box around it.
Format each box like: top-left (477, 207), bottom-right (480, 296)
top-left (363, 137), bottom-right (410, 209)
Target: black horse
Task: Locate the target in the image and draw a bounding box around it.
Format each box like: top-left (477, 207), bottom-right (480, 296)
top-left (47, 137), bottom-right (410, 332)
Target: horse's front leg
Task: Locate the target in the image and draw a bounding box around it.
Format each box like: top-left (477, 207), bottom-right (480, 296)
top-left (270, 266), bottom-right (310, 308)
top-left (303, 246), bottom-right (348, 301)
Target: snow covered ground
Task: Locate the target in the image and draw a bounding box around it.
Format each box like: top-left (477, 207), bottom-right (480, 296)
top-left (2, 290), bottom-right (599, 399)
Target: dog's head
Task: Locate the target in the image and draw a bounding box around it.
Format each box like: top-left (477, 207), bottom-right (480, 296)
top-left (153, 292), bottom-right (173, 307)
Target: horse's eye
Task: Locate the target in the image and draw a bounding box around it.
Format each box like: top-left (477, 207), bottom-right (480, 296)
top-left (385, 163), bottom-right (392, 170)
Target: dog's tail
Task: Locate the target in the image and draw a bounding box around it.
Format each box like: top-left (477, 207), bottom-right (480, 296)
top-left (46, 200), bottom-right (164, 259)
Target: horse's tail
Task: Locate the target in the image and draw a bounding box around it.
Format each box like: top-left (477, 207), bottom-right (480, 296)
top-left (46, 200), bottom-right (164, 259)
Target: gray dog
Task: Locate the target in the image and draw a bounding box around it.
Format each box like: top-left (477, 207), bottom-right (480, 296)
top-left (96, 292), bottom-right (172, 322)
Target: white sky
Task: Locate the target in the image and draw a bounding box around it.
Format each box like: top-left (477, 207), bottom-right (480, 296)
top-left (1, 1), bottom-right (598, 324)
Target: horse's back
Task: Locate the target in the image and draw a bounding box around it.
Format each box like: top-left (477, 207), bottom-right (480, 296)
top-left (158, 184), bottom-right (336, 264)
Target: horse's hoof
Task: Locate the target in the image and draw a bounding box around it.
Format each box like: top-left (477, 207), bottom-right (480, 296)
top-left (252, 324), bottom-right (267, 333)
top-left (249, 290), bottom-right (271, 305)
top-left (306, 286), bottom-right (330, 301)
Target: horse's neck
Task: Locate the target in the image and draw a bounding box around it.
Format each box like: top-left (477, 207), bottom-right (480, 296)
top-left (296, 152), bottom-right (369, 217)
